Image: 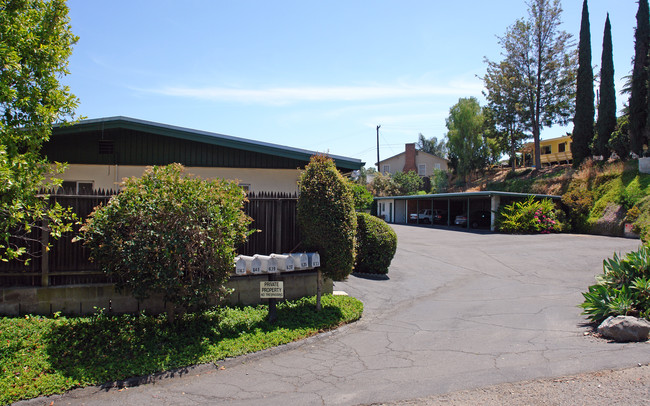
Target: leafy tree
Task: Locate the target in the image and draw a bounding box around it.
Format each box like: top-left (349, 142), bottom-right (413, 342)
top-left (368, 171), bottom-right (399, 197)
top-left (430, 169), bottom-right (449, 193)
top-left (1, 0), bottom-right (79, 261)
top-left (629, 0), bottom-right (650, 155)
top-left (297, 155), bottom-right (356, 282)
top-left (572, 0), bottom-right (594, 167)
top-left (594, 14), bottom-right (616, 159)
top-left (487, 0), bottom-right (577, 170)
top-left (445, 97), bottom-right (489, 181)
top-left (392, 170), bottom-right (423, 195)
top-left (609, 115), bottom-right (631, 160)
top-left (348, 181), bottom-right (373, 211)
top-left (416, 133), bottom-right (447, 158)
top-left (482, 61), bottom-right (528, 170)
top-left (79, 164), bottom-right (253, 316)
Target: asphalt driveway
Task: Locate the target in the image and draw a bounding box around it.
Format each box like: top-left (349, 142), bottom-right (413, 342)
top-left (31, 225), bottom-right (648, 405)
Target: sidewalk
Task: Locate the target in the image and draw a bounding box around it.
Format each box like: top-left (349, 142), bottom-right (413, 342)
top-left (373, 364), bottom-right (650, 405)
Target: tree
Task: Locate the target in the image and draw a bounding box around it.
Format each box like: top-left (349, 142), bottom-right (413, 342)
top-left (392, 170), bottom-right (424, 195)
top-left (297, 155), bottom-right (356, 283)
top-left (347, 180), bottom-right (373, 211)
top-left (594, 14), bottom-right (616, 159)
top-left (487, 0), bottom-right (577, 170)
top-left (572, 0), bottom-right (594, 167)
top-left (80, 164), bottom-right (253, 316)
top-left (609, 115), bottom-right (631, 160)
top-left (482, 60), bottom-right (529, 171)
top-left (1, 0), bottom-right (79, 262)
top-left (416, 133), bottom-right (447, 158)
top-left (630, 0), bottom-right (650, 155)
top-left (368, 171), bottom-right (399, 197)
top-left (445, 97), bottom-right (489, 181)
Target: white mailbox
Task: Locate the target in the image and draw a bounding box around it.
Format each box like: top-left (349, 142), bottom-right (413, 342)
top-left (288, 252), bottom-right (309, 270)
top-left (255, 255), bottom-right (278, 273)
top-left (237, 255), bottom-right (262, 274)
top-left (234, 256), bottom-right (248, 275)
top-left (271, 254), bottom-right (295, 271)
top-left (307, 252), bottom-right (320, 268)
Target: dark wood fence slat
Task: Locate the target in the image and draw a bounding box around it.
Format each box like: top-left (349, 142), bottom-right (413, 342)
top-left (1, 190), bottom-right (300, 287)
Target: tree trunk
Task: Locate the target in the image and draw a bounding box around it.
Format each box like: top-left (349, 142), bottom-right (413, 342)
top-left (316, 269), bottom-right (322, 311)
top-left (510, 131), bottom-right (517, 171)
top-left (533, 124), bottom-right (541, 170)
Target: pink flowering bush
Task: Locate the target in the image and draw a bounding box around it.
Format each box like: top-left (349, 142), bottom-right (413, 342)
top-left (495, 197), bottom-right (563, 234)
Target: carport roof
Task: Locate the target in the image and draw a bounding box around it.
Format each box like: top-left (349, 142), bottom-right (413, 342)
top-left (374, 191), bottom-right (561, 200)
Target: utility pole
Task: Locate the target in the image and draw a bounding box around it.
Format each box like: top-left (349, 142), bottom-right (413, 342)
top-left (376, 125), bottom-right (381, 172)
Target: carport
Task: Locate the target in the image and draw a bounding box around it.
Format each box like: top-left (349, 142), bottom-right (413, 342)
top-left (375, 191), bottom-right (561, 231)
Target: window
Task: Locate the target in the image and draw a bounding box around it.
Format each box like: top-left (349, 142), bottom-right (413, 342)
top-left (382, 164), bottom-right (390, 174)
top-left (558, 143), bottom-right (566, 153)
top-left (435, 163), bottom-right (441, 170)
top-left (61, 181), bottom-right (94, 194)
top-left (418, 164), bottom-right (426, 176)
top-left (238, 183), bottom-right (251, 193)
top-left (542, 145), bottom-right (551, 155)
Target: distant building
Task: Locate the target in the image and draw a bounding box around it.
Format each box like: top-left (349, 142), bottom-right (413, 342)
top-left (377, 143), bottom-right (448, 177)
top-left (521, 135), bottom-right (572, 167)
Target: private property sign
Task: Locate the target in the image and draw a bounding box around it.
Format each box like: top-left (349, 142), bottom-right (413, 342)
top-left (260, 281), bottom-right (284, 298)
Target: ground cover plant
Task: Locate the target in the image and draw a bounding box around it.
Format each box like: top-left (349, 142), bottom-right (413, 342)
top-left (0, 294), bottom-right (363, 404)
top-left (580, 243), bottom-right (650, 323)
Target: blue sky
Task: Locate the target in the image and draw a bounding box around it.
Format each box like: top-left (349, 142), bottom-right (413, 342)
top-left (64, 0), bottom-right (638, 168)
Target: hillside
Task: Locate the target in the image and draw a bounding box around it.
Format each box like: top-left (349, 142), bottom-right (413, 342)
top-left (447, 159), bottom-right (650, 241)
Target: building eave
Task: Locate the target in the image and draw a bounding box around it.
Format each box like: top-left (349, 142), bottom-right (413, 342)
top-left (53, 116), bottom-right (365, 171)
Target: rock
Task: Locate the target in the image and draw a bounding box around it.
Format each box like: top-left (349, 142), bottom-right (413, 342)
top-left (591, 203), bottom-right (625, 237)
top-left (597, 316), bottom-right (650, 342)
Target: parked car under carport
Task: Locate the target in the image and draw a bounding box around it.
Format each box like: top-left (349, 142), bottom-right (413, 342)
top-left (375, 191), bottom-right (561, 232)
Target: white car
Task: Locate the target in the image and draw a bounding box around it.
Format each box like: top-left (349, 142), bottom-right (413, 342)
top-left (409, 209), bottom-right (433, 223)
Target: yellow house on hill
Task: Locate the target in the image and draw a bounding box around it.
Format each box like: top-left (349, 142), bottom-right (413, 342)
top-left (521, 135), bottom-right (572, 167)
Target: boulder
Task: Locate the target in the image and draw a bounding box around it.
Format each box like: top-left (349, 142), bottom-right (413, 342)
top-left (597, 316), bottom-right (650, 342)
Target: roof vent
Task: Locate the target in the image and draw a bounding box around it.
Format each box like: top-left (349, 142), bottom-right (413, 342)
top-left (98, 140), bottom-right (114, 154)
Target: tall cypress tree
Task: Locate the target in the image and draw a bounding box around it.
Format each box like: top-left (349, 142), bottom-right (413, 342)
top-left (629, 0), bottom-right (650, 155)
top-left (572, 0), bottom-right (594, 167)
top-left (594, 14), bottom-right (616, 159)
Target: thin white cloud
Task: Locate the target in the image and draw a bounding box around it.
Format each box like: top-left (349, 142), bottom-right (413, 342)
top-left (142, 81), bottom-right (484, 105)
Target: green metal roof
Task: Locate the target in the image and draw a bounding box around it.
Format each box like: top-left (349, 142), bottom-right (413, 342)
top-left (375, 191), bottom-right (561, 200)
top-left (52, 116), bottom-right (364, 171)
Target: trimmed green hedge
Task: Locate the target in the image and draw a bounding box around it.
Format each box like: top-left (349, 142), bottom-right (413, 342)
top-left (354, 213), bottom-right (397, 274)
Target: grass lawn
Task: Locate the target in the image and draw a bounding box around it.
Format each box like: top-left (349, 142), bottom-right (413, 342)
top-left (0, 294), bottom-right (363, 404)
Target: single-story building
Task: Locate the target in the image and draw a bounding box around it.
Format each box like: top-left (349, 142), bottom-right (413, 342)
top-left (44, 116), bottom-right (364, 194)
top-left (378, 143), bottom-right (448, 176)
top-left (376, 191), bottom-right (561, 231)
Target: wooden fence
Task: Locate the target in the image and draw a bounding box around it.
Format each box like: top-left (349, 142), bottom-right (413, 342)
top-left (0, 190), bottom-right (301, 287)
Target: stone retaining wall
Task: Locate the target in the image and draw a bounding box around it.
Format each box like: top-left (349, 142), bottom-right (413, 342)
top-left (0, 271), bottom-right (332, 316)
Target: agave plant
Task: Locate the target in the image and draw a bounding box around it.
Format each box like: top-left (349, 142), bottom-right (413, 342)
top-left (581, 244), bottom-right (650, 323)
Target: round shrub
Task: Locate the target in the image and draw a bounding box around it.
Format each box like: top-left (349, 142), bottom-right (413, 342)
top-left (79, 164), bottom-right (253, 312)
top-left (354, 212), bottom-right (397, 275)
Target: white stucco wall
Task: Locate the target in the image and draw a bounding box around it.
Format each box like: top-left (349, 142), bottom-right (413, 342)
top-left (56, 164), bottom-right (302, 194)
